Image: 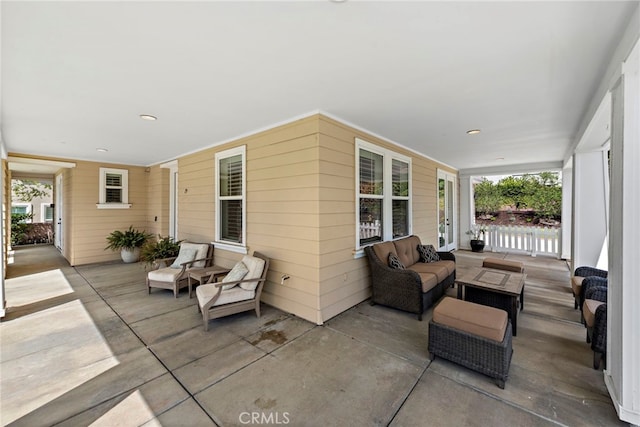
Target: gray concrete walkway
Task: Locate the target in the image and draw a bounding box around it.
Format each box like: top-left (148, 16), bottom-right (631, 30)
top-left (1, 245), bottom-right (625, 426)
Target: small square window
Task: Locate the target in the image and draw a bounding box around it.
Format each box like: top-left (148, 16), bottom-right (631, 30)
top-left (97, 168), bottom-right (131, 209)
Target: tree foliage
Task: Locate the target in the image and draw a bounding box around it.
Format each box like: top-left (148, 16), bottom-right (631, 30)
top-left (12, 179), bottom-right (52, 202)
top-left (473, 172), bottom-right (562, 221)
top-left (474, 178), bottom-right (502, 215)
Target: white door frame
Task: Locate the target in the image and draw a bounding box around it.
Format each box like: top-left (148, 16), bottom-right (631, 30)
top-left (161, 160), bottom-right (179, 240)
top-left (437, 170), bottom-right (458, 251)
top-left (54, 173), bottom-right (64, 252)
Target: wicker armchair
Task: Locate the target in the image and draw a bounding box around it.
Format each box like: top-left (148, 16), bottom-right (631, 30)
top-left (579, 276), bottom-right (608, 323)
top-left (583, 285), bottom-right (607, 369)
top-left (571, 266), bottom-right (607, 309)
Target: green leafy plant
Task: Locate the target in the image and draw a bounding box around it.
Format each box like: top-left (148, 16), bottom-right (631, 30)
top-left (140, 236), bottom-right (182, 264)
top-left (466, 225), bottom-right (487, 240)
top-left (105, 226), bottom-right (152, 251)
top-left (11, 213), bottom-right (34, 246)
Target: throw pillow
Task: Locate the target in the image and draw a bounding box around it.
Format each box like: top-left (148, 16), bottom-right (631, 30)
top-left (221, 261), bottom-right (249, 290)
top-left (169, 248), bottom-right (197, 269)
top-left (418, 244), bottom-right (440, 263)
top-left (388, 253), bottom-right (405, 269)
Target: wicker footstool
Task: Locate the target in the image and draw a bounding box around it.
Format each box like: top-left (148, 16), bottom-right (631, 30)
top-left (428, 297), bottom-right (513, 388)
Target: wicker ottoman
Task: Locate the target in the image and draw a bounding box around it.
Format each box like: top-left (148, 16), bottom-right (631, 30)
top-left (428, 297), bottom-right (513, 388)
top-left (482, 257), bottom-right (525, 310)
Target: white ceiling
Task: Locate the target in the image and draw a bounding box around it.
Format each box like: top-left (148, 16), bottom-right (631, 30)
top-left (1, 1), bottom-right (637, 172)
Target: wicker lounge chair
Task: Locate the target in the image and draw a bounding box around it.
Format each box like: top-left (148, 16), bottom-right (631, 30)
top-left (583, 285), bottom-right (607, 369)
top-left (571, 266), bottom-right (607, 310)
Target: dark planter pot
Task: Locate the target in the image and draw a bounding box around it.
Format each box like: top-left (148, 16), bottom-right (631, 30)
top-left (470, 239), bottom-right (485, 253)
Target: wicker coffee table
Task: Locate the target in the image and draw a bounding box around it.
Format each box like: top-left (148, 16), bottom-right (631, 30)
top-left (456, 267), bottom-right (526, 336)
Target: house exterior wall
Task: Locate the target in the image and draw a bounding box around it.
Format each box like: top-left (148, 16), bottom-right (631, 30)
top-left (6, 154), bottom-right (149, 266)
top-left (175, 115), bottom-right (323, 322)
top-left (316, 116), bottom-right (456, 322)
top-left (64, 160), bottom-right (148, 265)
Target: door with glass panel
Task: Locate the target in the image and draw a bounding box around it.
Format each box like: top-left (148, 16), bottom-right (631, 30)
top-left (54, 174), bottom-right (64, 252)
top-left (437, 170), bottom-right (457, 251)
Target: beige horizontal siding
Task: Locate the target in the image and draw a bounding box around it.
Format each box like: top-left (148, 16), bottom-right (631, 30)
top-left (173, 115), bottom-right (323, 324)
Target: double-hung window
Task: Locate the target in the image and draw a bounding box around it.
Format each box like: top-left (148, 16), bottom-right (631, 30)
top-left (357, 139), bottom-right (411, 249)
top-left (41, 204), bottom-right (54, 222)
top-left (215, 146), bottom-right (246, 252)
top-left (97, 168), bottom-right (131, 208)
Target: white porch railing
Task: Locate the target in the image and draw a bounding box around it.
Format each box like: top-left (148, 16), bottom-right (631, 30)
top-left (360, 220), bottom-right (381, 240)
top-left (485, 224), bottom-right (560, 258)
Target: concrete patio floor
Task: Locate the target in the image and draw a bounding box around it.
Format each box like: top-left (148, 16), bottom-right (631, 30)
top-left (1, 245), bottom-right (626, 426)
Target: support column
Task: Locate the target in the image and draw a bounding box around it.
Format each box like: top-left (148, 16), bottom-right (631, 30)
top-left (458, 174), bottom-right (473, 250)
top-left (606, 39), bottom-right (640, 426)
top-left (561, 162), bottom-right (572, 260)
top-left (572, 150), bottom-right (608, 271)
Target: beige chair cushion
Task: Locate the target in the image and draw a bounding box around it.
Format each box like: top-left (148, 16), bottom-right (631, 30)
top-left (433, 297), bottom-right (508, 342)
top-left (482, 258), bottom-right (524, 273)
top-left (169, 247), bottom-right (197, 268)
top-left (238, 255), bottom-right (266, 291)
top-left (409, 262), bottom-right (450, 283)
top-left (221, 261), bottom-right (249, 290)
top-left (438, 260), bottom-right (456, 276)
top-left (148, 267), bottom-right (182, 282)
top-left (393, 235), bottom-right (422, 268)
top-left (372, 241), bottom-right (398, 268)
top-left (196, 283), bottom-right (255, 307)
top-left (583, 299), bottom-right (605, 327)
top-left (180, 242), bottom-right (210, 268)
top-left (571, 276), bottom-right (585, 296)
top-left (404, 271), bottom-right (438, 293)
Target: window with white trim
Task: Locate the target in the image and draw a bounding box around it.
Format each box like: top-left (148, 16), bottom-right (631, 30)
top-left (215, 146), bottom-right (246, 248)
top-left (97, 168), bottom-right (131, 208)
top-left (11, 203), bottom-right (33, 223)
top-left (41, 203), bottom-right (54, 222)
top-left (357, 139), bottom-right (411, 248)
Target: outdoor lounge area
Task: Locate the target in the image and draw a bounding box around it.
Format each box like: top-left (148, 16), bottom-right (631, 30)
top-left (0, 245), bottom-right (625, 426)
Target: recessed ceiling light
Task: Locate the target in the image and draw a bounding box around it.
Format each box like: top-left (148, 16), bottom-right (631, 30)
top-left (139, 114), bottom-right (157, 121)
top-left (96, 148), bottom-right (108, 152)
top-left (466, 129), bottom-right (481, 135)
top-left (496, 157), bottom-right (505, 160)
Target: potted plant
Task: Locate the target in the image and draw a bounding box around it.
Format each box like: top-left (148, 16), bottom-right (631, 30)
top-left (466, 225), bottom-right (488, 253)
top-left (140, 235), bottom-right (182, 268)
top-left (105, 226), bottom-right (152, 263)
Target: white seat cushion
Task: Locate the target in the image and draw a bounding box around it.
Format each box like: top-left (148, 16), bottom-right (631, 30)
top-left (221, 261), bottom-right (249, 290)
top-left (238, 255), bottom-right (266, 291)
top-left (180, 243), bottom-right (210, 268)
top-left (169, 247), bottom-right (197, 268)
top-left (196, 283), bottom-right (255, 307)
top-left (148, 267), bottom-right (182, 282)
